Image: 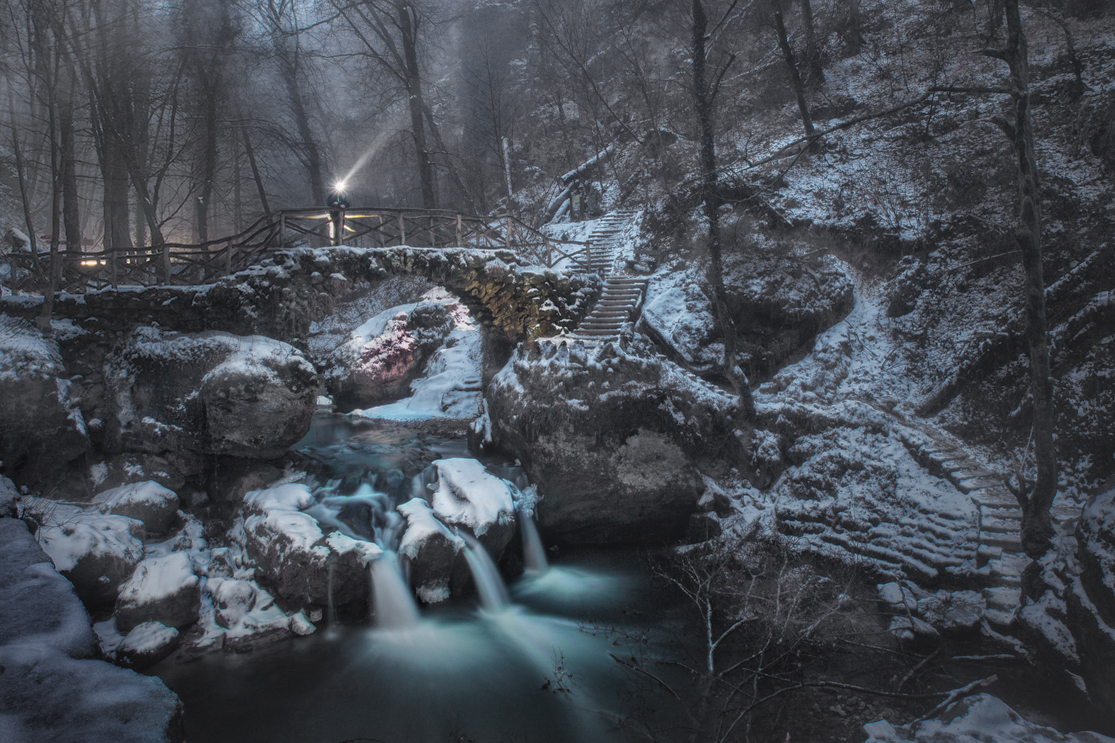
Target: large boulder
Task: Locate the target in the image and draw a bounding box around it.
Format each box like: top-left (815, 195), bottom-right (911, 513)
top-left (114, 552), bottom-right (200, 633)
top-left (323, 299), bottom-right (457, 408)
top-left (103, 327), bottom-right (318, 459)
top-left (32, 502), bottom-right (145, 607)
top-left (485, 336), bottom-right (736, 544)
top-left (0, 517), bottom-right (95, 657)
top-left (115, 621), bottom-right (181, 669)
top-left (0, 314), bottom-right (89, 485)
top-left (642, 250), bottom-right (853, 379)
top-left (93, 481), bottom-right (180, 535)
top-left (0, 644), bottom-right (184, 743)
top-left (237, 483), bottom-right (382, 609)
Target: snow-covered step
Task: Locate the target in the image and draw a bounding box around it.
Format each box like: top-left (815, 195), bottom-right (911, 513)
top-left (979, 531), bottom-right (1021, 550)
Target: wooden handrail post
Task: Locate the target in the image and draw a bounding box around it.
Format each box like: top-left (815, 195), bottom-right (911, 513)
top-left (504, 216), bottom-right (511, 249)
top-left (546, 238), bottom-right (552, 268)
top-left (456, 214), bottom-right (462, 246)
top-left (279, 212), bottom-right (287, 249)
top-left (162, 244), bottom-right (170, 285)
top-left (226, 239), bottom-right (233, 275)
top-left (399, 212), bottom-right (406, 245)
top-left (585, 240), bottom-right (592, 270)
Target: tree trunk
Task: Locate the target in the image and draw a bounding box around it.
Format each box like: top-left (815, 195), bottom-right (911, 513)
top-left (398, 0), bottom-right (436, 209)
top-left (60, 63), bottom-right (81, 262)
top-left (242, 122), bottom-right (271, 215)
top-left (773, 0), bottom-right (815, 141)
top-left (799, 0), bottom-right (824, 84)
top-left (1001, 0), bottom-right (1057, 559)
top-left (693, 0), bottom-right (756, 419)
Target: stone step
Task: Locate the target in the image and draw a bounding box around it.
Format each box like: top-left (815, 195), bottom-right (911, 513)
top-left (976, 543), bottom-right (1002, 567)
top-left (983, 608), bottom-right (1015, 631)
top-left (984, 586), bottom-right (1020, 611)
top-left (980, 516), bottom-right (1021, 534)
top-left (979, 531), bottom-right (1022, 550)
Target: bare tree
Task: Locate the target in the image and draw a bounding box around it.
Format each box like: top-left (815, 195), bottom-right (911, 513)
top-left (992, 0), bottom-right (1057, 560)
top-left (692, 0), bottom-right (756, 418)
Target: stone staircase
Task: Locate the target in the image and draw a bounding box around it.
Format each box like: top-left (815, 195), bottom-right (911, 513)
top-left (897, 427), bottom-right (1081, 630)
top-left (583, 210), bottom-right (638, 276)
top-left (567, 210), bottom-right (649, 342)
top-left (574, 277), bottom-right (650, 340)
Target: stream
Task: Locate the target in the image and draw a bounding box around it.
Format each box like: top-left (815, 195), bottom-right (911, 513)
top-left (148, 413), bottom-right (696, 743)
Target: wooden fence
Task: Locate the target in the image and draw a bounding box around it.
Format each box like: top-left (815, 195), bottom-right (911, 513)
top-left (3, 207), bottom-right (597, 293)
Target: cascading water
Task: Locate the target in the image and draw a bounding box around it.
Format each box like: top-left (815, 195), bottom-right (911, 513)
top-left (520, 512), bottom-right (549, 573)
top-left (460, 532), bottom-right (510, 611)
top-left (371, 553), bottom-right (421, 629)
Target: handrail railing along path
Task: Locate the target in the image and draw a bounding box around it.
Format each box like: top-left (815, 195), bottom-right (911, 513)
top-left (3, 207), bottom-right (595, 293)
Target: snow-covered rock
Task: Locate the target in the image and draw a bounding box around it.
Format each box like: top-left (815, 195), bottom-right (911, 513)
top-left (324, 300), bottom-right (456, 408)
top-left (397, 497), bottom-right (465, 604)
top-left (114, 552), bottom-right (200, 633)
top-left (863, 693), bottom-right (1113, 743)
top-left (0, 517), bottom-right (95, 657)
top-left (352, 322), bottom-right (485, 430)
top-left (33, 502), bottom-right (145, 606)
top-left (93, 481), bottom-right (180, 535)
top-left (642, 251), bottom-right (853, 379)
top-left (0, 643), bottom-right (183, 742)
top-left (1018, 485), bottom-right (1115, 710)
top-left (103, 327), bottom-right (318, 460)
top-left (424, 458), bottom-right (516, 552)
top-left (486, 336), bottom-right (737, 543)
top-left (206, 577), bottom-right (258, 629)
top-left (0, 314), bottom-right (89, 485)
top-left (115, 621), bottom-right (180, 669)
top-left (237, 483), bottom-right (383, 608)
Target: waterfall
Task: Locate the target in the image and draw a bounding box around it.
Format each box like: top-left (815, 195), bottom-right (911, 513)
top-left (460, 532), bottom-right (510, 611)
top-left (519, 513), bottom-right (549, 573)
top-left (370, 553), bottom-right (421, 629)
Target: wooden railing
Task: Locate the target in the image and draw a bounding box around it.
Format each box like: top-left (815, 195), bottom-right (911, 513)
top-left (2, 207), bottom-right (598, 293)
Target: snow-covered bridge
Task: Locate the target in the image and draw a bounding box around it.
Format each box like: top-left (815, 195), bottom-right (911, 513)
top-left (1, 246), bottom-right (600, 343)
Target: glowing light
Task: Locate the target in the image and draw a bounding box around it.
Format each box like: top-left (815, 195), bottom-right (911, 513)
top-left (334, 179), bottom-right (348, 192)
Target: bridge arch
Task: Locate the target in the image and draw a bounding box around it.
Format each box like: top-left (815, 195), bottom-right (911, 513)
top-left (1, 247), bottom-right (599, 345)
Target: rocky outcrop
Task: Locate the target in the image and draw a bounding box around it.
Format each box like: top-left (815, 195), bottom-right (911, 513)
top-left (0, 314), bottom-right (89, 485)
top-left (93, 481), bottom-right (180, 535)
top-left (642, 250), bottom-right (853, 380)
top-left (103, 327), bottom-right (318, 459)
top-left (324, 300), bottom-right (456, 408)
top-left (1017, 485), bottom-right (1115, 711)
top-left (115, 553), bottom-right (200, 633)
top-left (421, 458), bottom-right (517, 554)
top-left (863, 694), bottom-right (1113, 743)
top-left (485, 336), bottom-right (737, 544)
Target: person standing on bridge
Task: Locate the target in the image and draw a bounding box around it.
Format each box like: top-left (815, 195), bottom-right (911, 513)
top-left (327, 183), bottom-right (350, 246)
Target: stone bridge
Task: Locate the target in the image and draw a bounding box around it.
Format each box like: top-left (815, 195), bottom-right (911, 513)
top-left (0, 246), bottom-right (600, 344)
